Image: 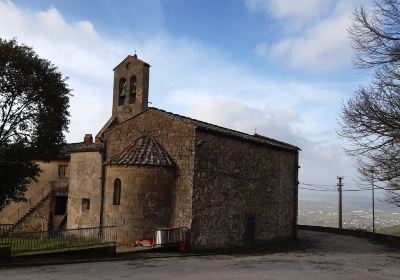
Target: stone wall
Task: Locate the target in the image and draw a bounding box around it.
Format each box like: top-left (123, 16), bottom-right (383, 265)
top-left (112, 56), bottom-right (149, 122)
top-left (191, 130), bottom-right (298, 249)
top-left (102, 109), bottom-right (196, 229)
top-left (12, 196), bottom-right (52, 233)
top-left (104, 165), bottom-right (175, 244)
top-left (66, 151), bottom-right (102, 229)
top-left (0, 160), bottom-right (68, 225)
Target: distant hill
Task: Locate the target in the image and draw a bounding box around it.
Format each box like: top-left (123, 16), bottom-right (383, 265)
top-left (299, 198), bottom-right (400, 212)
top-left (298, 199), bottom-right (400, 230)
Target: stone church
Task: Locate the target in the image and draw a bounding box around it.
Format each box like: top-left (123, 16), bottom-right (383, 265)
top-left (0, 55), bottom-right (300, 249)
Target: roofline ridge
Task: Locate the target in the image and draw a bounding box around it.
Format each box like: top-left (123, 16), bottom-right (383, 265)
top-left (102, 108), bottom-right (152, 135)
top-left (103, 107), bottom-right (299, 153)
top-left (147, 107), bottom-right (299, 151)
top-left (112, 55), bottom-right (150, 71)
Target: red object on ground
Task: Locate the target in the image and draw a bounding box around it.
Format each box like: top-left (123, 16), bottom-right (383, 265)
top-left (179, 241), bottom-right (187, 253)
top-left (134, 239), bottom-right (154, 247)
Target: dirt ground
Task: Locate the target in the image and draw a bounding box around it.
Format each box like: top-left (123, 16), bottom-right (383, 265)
top-left (1, 230), bottom-right (400, 280)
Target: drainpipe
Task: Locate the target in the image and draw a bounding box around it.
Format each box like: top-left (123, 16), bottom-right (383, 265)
top-left (99, 139), bottom-right (107, 232)
top-left (293, 151), bottom-right (299, 239)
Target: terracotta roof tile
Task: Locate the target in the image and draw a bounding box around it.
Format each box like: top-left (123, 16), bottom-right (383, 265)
top-left (57, 142), bottom-right (103, 159)
top-left (106, 135), bottom-right (174, 166)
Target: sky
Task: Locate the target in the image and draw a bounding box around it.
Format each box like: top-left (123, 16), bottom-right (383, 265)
top-left (0, 0), bottom-right (392, 208)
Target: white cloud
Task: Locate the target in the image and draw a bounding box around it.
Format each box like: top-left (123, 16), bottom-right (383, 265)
top-left (245, 0), bottom-right (333, 23)
top-left (253, 1), bottom-right (354, 71)
top-left (186, 100), bottom-right (302, 140)
top-left (185, 99), bottom-right (358, 199)
top-left (0, 0), bottom-right (132, 142)
top-left (0, 3), bottom-right (99, 46)
top-left (0, 0), bottom-right (363, 200)
top-left (256, 11), bottom-right (352, 71)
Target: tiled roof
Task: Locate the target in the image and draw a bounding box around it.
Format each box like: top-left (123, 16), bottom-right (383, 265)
top-left (150, 108), bottom-right (300, 152)
top-left (113, 55), bottom-right (150, 70)
top-left (58, 142), bottom-right (103, 159)
top-left (101, 107), bottom-right (300, 152)
top-left (67, 142), bottom-right (103, 153)
top-left (106, 135), bottom-right (175, 166)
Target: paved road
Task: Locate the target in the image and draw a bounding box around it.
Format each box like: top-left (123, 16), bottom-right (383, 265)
top-left (1, 230), bottom-right (400, 280)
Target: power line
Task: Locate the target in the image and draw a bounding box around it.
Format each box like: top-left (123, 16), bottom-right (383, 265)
top-left (299, 187), bottom-right (371, 192)
top-left (300, 182), bottom-right (398, 192)
top-left (300, 181), bottom-right (399, 192)
top-left (300, 182), bottom-right (337, 188)
top-left (299, 184), bottom-right (337, 191)
top-left (299, 187), bottom-right (336, 192)
top-left (338, 176), bottom-right (343, 229)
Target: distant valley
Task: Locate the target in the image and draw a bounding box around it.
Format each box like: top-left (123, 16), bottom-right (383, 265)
top-left (298, 199), bottom-right (400, 234)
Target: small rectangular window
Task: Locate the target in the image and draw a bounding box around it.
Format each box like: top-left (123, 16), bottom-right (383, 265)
top-left (82, 198), bottom-right (90, 211)
top-left (58, 165), bottom-right (69, 178)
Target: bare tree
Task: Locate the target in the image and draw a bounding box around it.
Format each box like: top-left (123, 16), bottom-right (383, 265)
top-left (339, 0), bottom-right (400, 204)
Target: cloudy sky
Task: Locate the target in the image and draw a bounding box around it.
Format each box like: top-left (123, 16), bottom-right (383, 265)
top-left (1, 0), bottom-right (385, 205)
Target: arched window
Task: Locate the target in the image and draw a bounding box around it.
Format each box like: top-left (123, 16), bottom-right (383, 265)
top-left (118, 78), bottom-right (127, 106)
top-left (129, 75), bottom-right (137, 104)
top-left (113, 178), bottom-right (121, 205)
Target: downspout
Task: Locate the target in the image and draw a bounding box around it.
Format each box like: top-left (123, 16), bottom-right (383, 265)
top-left (99, 139), bottom-right (107, 230)
top-left (293, 151), bottom-right (299, 239)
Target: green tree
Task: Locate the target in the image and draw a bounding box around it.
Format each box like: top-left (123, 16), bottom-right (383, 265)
top-left (339, 0), bottom-right (400, 205)
top-left (0, 38), bottom-right (71, 209)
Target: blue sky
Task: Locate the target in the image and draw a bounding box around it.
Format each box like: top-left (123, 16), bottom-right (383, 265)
top-left (1, 0), bottom-right (391, 208)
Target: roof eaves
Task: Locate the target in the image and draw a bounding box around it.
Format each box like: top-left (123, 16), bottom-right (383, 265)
top-left (150, 107), bottom-right (300, 152)
top-left (102, 108), bottom-right (152, 135)
top-left (195, 126), bottom-right (299, 152)
top-left (113, 55), bottom-right (151, 71)
top-left (101, 106), bottom-right (299, 152)
top-left (105, 134), bottom-right (175, 167)
top-left (68, 142), bottom-right (103, 153)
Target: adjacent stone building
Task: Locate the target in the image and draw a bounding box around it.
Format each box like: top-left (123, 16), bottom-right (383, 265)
top-left (0, 55), bottom-right (300, 249)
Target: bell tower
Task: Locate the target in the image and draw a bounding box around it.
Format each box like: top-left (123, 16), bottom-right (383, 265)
top-left (112, 54), bottom-right (150, 122)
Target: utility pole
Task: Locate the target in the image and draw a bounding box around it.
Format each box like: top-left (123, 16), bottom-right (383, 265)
top-left (337, 176), bottom-right (343, 229)
top-left (371, 169), bottom-right (375, 233)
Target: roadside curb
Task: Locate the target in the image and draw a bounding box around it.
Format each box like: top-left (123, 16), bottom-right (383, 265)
top-left (0, 252), bottom-right (218, 269)
top-left (298, 225), bottom-right (400, 249)
top-left (0, 239), bottom-right (301, 269)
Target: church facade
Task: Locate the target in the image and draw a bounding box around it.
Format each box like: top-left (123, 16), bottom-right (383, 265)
top-left (0, 55), bottom-right (300, 249)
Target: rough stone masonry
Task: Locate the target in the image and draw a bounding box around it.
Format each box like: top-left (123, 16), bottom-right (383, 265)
top-left (0, 54), bottom-right (300, 249)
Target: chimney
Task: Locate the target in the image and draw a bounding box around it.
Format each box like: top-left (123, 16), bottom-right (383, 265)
top-left (84, 134), bottom-right (93, 143)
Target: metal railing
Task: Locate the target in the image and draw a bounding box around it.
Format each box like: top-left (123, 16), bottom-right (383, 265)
top-left (7, 183), bottom-right (53, 225)
top-left (0, 224), bottom-right (13, 237)
top-left (52, 180), bottom-right (69, 194)
top-left (0, 226), bottom-right (117, 254)
top-left (6, 180), bottom-right (69, 226)
top-left (153, 227), bottom-right (189, 247)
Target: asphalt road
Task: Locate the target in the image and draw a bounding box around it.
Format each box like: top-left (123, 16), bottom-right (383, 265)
top-left (1, 230), bottom-right (400, 280)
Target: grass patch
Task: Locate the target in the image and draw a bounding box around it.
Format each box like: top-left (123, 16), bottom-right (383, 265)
top-left (377, 225), bottom-right (400, 236)
top-left (0, 235), bottom-right (100, 254)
